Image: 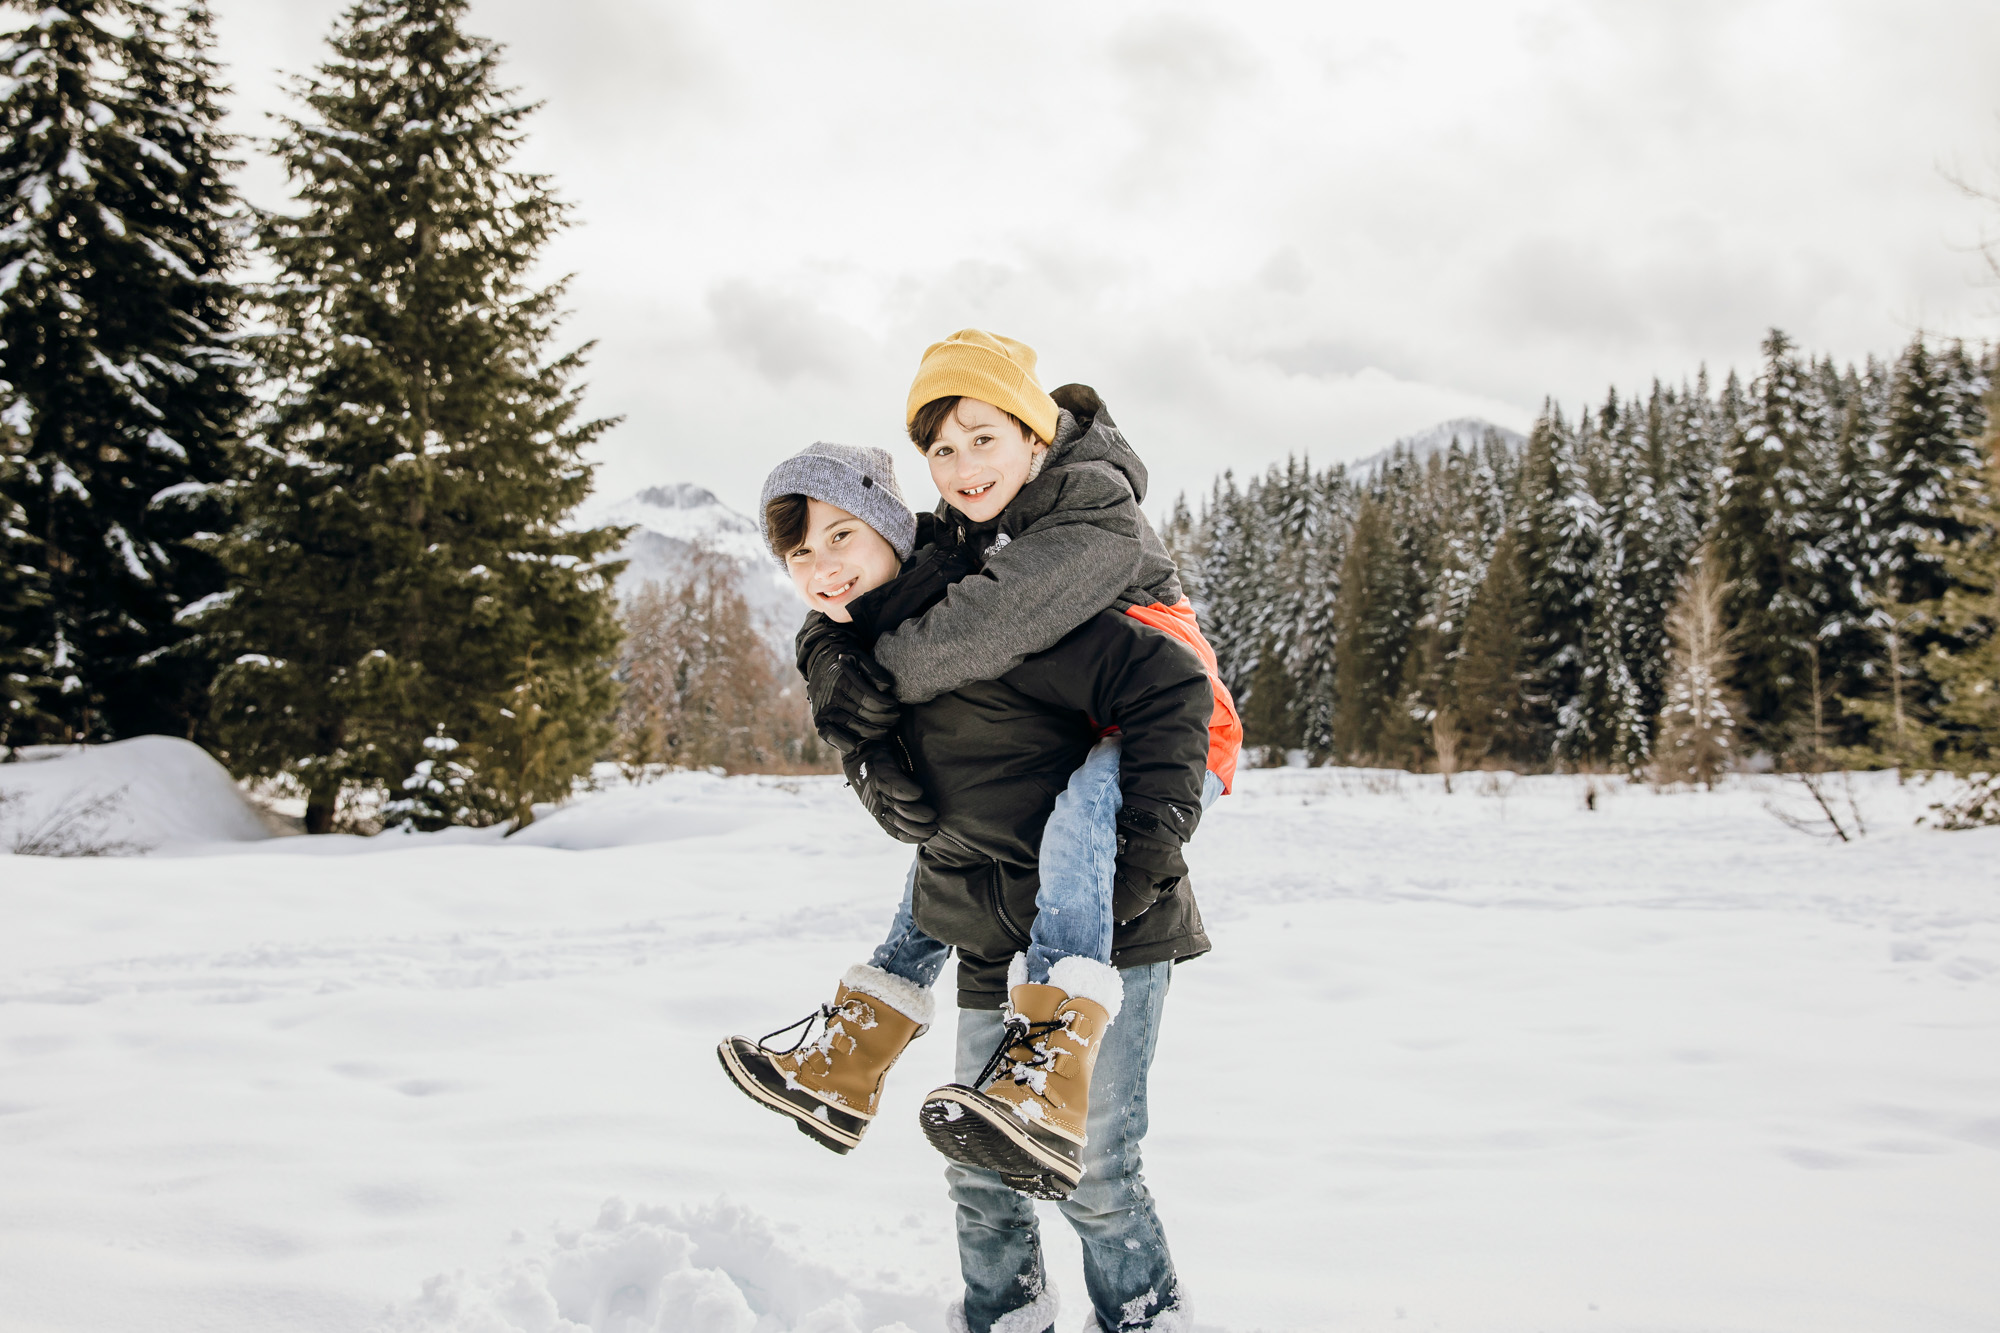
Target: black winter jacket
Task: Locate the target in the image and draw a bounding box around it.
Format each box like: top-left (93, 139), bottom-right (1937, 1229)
top-left (810, 549), bottom-right (1215, 1008)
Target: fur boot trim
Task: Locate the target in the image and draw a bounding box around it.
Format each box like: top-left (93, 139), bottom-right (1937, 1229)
top-left (1007, 951), bottom-right (1029, 991)
top-left (841, 963), bottom-right (935, 1026)
top-left (993, 1277), bottom-right (1061, 1333)
top-left (1047, 955), bottom-right (1123, 1023)
top-left (1080, 1289), bottom-right (1190, 1332)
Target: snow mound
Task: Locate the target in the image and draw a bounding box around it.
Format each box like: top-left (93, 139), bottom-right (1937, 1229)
top-left (0, 736), bottom-right (271, 853)
top-left (503, 771), bottom-right (842, 851)
top-left (380, 1199), bottom-right (936, 1333)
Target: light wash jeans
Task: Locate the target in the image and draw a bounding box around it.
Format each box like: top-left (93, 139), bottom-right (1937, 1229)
top-left (866, 744), bottom-right (1223, 1332)
top-left (867, 736), bottom-right (1223, 987)
top-left (949, 960), bottom-right (1182, 1333)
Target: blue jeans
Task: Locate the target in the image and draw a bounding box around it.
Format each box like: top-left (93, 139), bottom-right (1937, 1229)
top-left (948, 960), bottom-right (1181, 1333)
top-left (867, 738), bottom-right (1223, 987)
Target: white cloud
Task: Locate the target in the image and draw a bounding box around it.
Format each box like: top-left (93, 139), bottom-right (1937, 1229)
top-left (209, 0), bottom-right (2000, 517)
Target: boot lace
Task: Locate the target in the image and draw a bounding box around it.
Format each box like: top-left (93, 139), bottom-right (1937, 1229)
top-left (756, 1004), bottom-right (835, 1056)
top-left (974, 1011), bottom-right (1071, 1095)
top-left (757, 997), bottom-right (873, 1057)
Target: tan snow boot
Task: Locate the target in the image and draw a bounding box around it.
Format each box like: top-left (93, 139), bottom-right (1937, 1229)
top-left (718, 964), bottom-right (933, 1154)
top-left (918, 955), bottom-right (1122, 1198)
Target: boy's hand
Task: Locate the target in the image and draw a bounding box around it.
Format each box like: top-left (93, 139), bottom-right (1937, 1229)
top-left (799, 620), bottom-right (900, 755)
top-left (845, 544), bottom-right (974, 639)
top-left (844, 741), bottom-right (938, 844)
top-left (1112, 806), bottom-right (1188, 923)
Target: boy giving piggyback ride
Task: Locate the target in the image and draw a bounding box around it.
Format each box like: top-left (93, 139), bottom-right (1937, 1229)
top-left (716, 329), bottom-right (1241, 1333)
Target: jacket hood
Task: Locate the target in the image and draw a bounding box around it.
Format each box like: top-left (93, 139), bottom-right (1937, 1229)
top-left (926, 383), bottom-right (1151, 556)
top-left (1045, 383), bottom-right (1149, 505)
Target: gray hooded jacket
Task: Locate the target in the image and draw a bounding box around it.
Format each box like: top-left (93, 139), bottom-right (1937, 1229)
top-left (871, 385), bottom-right (1184, 705)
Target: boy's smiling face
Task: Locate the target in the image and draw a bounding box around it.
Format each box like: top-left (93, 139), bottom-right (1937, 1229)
top-left (785, 498), bottom-right (901, 622)
top-left (923, 398), bottom-right (1047, 524)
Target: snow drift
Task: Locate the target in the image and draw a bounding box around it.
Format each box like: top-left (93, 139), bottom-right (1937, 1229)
top-left (0, 735), bottom-right (271, 853)
top-left (380, 1198), bottom-right (932, 1333)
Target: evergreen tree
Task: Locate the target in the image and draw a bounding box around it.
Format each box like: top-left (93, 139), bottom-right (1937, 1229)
top-left (209, 0), bottom-right (624, 833)
top-left (1836, 338), bottom-right (1992, 763)
top-left (0, 447), bottom-right (50, 744)
top-left (1515, 404), bottom-right (1602, 764)
top-left (1453, 527), bottom-right (1529, 764)
top-left (0, 0), bottom-right (248, 742)
top-left (1919, 418), bottom-right (1998, 770)
top-left (1331, 491), bottom-right (1414, 761)
top-left (1819, 360), bottom-right (1887, 695)
top-left (1159, 491), bottom-right (1200, 601)
top-left (1600, 391), bottom-right (1681, 769)
top-left (1715, 330), bottom-right (1828, 750)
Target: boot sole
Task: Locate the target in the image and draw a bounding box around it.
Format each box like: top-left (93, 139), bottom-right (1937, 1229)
top-left (918, 1085), bottom-right (1083, 1199)
top-left (716, 1038), bottom-right (867, 1154)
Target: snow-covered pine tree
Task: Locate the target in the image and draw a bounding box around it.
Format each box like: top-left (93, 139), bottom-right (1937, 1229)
top-left (0, 0), bottom-right (248, 743)
top-left (1428, 441), bottom-right (1490, 673)
top-left (1715, 330), bottom-right (1830, 750)
top-left (1592, 393), bottom-right (1666, 771)
top-left (1331, 475), bottom-right (1423, 763)
top-left (1656, 380), bottom-right (1702, 565)
top-left (1238, 457), bottom-right (1311, 750)
top-left (1452, 525), bottom-right (1529, 764)
top-left (1916, 383), bottom-right (1998, 812)
top-left (0, 444), bottom-right (49, 744)
top-left (1515, 403), bottom-right (1603, 765)
top-left (1871, 337), bottom-right (1989, 609)
top-left (1159, 491), bottom-right (1201, 603)
top-left (1815, 357), bottom-right (1888, 747)
top-left (210, 0), bottom-right (623, 833)
top-left (1834, 337), bottom-right (1993, 765)
top-left (1283, 463), bottom-right (1348, 761)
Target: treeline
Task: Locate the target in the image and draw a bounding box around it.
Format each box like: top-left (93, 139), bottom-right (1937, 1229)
top-left (612, 550), bottom-right (824, 780)
top-left (0, 0), bottom-right (826, 833)
top-left (1167, 331), bottom-right (1999, 787)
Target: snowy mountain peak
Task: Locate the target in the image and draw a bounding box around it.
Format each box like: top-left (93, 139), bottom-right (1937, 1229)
top-left (583, 484), bottom-right (767, 564)
top-left (631, 482), bottom-right (733, 513)
top-left (582, 482), bottom-right (801, 650)
top-left (1352, 417), bottom-right (1526, 477)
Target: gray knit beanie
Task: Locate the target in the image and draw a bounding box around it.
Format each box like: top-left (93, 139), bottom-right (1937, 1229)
top-left (757, 442), bottom-right (917, 567)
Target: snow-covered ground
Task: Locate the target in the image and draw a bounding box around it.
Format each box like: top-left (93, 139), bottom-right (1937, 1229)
top-left (1, 750), bottom-right (1996, 1333)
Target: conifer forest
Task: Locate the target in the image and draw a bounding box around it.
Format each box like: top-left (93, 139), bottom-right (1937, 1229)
top-left (3, 0), bottom-right (1998, 830)
top-left (1166, 333), bottom-right (1999, 807)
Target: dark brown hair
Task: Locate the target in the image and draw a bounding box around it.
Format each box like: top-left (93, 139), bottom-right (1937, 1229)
top-left (908, 395), bottom-right (1039, 452)
top-left (764, 492), bottom-right (810, 561)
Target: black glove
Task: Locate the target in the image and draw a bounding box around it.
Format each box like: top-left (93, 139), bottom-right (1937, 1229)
top-left (1112, 806), bottom-right (1189, 924)
top-left (844, 740), bottom-right (938, 844)
top-left (797, 616), bottom-right (900, 756)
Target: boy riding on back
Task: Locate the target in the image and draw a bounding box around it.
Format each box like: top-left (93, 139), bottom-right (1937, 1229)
top-left (719, 331), bottom-right (1238, 1332)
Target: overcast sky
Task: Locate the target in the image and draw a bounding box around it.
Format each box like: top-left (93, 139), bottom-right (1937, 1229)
top-left (208, 0), bottom-right (2000, 517)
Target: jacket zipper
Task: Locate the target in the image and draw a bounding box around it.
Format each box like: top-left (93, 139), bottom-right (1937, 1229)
top-left (988, 858), bottom-right (1032, 949)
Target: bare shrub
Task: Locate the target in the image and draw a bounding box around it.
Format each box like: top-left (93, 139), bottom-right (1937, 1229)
top-left (1765, 770), bottom-right (1868, 843)
top-left (1927, 772), bottom-right (2000, 830)
top-left (614, 553), bottom-right (830, 777)
top-left (1650, 550), bottom-right (1744, 789)
top-left (1430, 707), bottom-right (1460, 794)
top-left (1332, 768), bottom-right (1405, 797)
top-left (3, 785), bottom-right (147, 856)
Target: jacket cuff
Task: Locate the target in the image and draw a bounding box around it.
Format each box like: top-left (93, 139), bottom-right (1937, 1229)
top-left (1118, 797), bottom-right (1200, 844)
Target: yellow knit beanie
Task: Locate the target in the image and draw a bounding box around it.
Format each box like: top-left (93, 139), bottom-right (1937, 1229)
top-left (905, 329), bottom-right (1060, 446)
